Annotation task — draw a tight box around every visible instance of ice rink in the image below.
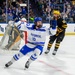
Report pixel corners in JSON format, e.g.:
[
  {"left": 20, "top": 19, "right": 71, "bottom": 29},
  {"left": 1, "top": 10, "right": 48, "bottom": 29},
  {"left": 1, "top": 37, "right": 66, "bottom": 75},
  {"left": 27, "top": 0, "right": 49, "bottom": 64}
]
[{"left": 0, "top": 36, "right": 75, "bottom": 75}]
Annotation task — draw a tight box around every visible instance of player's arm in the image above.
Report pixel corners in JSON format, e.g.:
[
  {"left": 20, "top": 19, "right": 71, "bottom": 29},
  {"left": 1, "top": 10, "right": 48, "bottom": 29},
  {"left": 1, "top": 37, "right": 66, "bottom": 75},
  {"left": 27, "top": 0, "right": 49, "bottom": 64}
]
[
  {"left": 56, "top": 19, "right": 67, "bottom": 36},
  {"left": 61, "top": 20, "right": 67, "bottom": 29},
  {"left": 49, "top": 19, "right": 57, "bottom": 35},
  {"left": 57, "top": 19, "right": 67, "bottom": 33},
  {"left": 50, "top": 19, "right": 57, "bottom": 29},
  {"left": 14, "top": 21, "right": 27, "bottom": 38}
]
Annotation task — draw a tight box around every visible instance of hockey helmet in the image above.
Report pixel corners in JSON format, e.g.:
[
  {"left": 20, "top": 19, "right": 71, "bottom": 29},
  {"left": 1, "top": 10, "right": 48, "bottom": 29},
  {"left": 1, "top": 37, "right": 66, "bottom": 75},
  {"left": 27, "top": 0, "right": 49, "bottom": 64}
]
[
  {"left": 34, "top": 17, "right": 42, "bottom": 22},
  {"left": 53, "top": 10, "right": 60, "bottom": 15}
]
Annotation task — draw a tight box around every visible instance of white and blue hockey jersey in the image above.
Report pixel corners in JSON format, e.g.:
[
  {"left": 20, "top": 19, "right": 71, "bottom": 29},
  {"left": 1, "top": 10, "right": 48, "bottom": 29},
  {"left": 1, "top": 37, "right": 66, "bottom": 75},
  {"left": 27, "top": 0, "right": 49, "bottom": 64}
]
[
  {"left": 15, "top": 20, "right": 56, "bottom": 46},
  {"left": 26, "top": 25, "right": 50, "bottom": 46}
]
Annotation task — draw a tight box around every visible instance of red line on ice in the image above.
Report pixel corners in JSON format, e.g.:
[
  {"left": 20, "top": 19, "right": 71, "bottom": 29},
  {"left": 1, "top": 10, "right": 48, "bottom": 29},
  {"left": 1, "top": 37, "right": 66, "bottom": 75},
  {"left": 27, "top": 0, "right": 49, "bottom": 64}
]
[{"left": 38, "top": 60, "right": 72, "bottom": 75}]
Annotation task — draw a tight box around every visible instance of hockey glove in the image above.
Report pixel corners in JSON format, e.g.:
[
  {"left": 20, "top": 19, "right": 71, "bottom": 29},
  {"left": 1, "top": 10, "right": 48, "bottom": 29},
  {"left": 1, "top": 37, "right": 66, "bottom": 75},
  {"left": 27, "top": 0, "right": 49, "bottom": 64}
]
[{"left": 56, "top": 27, "right": 63, "bottom": 36}]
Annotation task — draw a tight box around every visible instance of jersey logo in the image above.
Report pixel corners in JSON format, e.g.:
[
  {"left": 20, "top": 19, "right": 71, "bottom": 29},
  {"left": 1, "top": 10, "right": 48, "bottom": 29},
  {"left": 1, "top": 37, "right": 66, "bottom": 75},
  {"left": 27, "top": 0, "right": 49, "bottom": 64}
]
[
  {"left": 32, "top": 37, "right": 36, "bottom": 41},
  {"left": 31, "top": 33, "right": 41, "bottom": 38}
]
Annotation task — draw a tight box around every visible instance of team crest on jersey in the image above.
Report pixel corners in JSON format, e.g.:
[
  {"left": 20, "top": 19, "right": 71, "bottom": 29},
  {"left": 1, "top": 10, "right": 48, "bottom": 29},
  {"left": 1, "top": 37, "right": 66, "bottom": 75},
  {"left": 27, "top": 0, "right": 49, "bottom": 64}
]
[{"left": 32, "top": 37, "right": 36, "bottom": 41}]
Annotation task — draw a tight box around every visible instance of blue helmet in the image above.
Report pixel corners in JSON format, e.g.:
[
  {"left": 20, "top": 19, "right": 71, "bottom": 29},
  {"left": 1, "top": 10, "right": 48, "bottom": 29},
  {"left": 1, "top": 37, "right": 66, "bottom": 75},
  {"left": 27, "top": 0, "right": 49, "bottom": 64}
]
[{"left": 34, "top": 17, "right": 42, "bottom": 22}]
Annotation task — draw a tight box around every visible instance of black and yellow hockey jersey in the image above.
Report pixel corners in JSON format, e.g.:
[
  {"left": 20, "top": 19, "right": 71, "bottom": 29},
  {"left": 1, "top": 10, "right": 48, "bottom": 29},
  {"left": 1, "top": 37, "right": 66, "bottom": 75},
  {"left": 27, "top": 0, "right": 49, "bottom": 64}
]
[{"left": 56, "top": 17, "right": 67, "bottom": 36}]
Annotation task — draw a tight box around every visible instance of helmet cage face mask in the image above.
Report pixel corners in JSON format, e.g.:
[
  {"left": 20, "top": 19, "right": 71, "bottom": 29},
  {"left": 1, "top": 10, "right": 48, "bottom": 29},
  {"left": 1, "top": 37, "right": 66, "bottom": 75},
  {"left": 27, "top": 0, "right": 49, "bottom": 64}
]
[
  {"left": 53, "top": 14, "right": 58, "bottom": 17},
  {"left": 36, "top": 21, "right": 42, "bottom": 28},
  {"left": 34, "top": 17, "right": 42, "bottom": 28}
]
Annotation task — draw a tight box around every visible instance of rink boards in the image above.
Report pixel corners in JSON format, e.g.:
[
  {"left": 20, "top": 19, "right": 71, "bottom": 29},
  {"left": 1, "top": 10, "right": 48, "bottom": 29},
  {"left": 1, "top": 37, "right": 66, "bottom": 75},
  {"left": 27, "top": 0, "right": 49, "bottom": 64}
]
[{"left": 0, "top": 23, "right": 75, "bottom": 36}]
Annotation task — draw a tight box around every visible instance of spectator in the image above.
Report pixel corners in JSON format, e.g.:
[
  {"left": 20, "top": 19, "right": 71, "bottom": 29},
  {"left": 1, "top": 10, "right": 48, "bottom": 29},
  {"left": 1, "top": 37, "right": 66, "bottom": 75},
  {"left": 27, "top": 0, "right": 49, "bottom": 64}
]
[
  {"left": 7, "top": 13, "right": 13, "bottom": 21},
  {"left": 2, "top": 13, "right": 6, "bottom": 22},
  {"left": 0, "top": 0, "right": 75, "bottom": 23},
  {"left": 21, "top": 6, "right": 27, "bottom": 15},
  {"left": 72, "top": 13, "right": 75, "bottom": 23}
]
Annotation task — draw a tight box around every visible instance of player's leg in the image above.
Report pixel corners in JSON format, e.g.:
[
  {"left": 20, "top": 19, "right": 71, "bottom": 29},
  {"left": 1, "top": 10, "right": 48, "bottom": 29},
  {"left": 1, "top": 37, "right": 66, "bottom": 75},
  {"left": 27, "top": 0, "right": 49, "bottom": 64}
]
[
  {"left": 25, "top": 45, "right": 43, "bottom": 69},
  {"left": 5, "top": 45, "right": 32, "bottom": 67},
  {"left": 52, "top": 33, "right": 65, "bottom": 55},
  {"left": 5, "top": 52, "right": 24, "bottom": 67},
  {"left": 45, "top": 35, "right": 56, "bottom": 54}
]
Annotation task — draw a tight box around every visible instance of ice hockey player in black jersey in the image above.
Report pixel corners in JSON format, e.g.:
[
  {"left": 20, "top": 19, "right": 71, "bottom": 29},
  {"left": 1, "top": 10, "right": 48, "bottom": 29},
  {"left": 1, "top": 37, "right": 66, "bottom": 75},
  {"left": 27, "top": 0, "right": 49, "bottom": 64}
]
[{"left": 45, "top": 10, "right": 67, "bottom": 55}]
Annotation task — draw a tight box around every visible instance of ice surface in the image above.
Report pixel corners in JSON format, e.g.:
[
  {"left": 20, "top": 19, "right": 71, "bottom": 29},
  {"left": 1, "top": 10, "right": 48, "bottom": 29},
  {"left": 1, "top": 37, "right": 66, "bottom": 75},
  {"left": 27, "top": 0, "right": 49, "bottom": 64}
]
[{"left": 0, "top": 36, "right": 75, "bottom": 75}]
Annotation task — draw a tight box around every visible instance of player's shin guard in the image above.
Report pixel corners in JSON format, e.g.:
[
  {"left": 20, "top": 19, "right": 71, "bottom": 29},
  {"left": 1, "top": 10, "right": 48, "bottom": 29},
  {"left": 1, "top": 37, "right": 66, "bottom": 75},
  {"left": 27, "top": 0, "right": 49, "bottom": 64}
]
[{"left": 13, "top": 52, "right": 24, "bottom": 61}]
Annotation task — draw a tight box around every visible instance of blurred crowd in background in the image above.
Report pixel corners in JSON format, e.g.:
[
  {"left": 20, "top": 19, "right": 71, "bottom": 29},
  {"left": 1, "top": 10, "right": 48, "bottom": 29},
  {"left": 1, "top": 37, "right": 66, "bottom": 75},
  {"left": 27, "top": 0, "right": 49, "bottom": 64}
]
[{"left": 0, "top": 0, "right": 75, "bottom": 23}]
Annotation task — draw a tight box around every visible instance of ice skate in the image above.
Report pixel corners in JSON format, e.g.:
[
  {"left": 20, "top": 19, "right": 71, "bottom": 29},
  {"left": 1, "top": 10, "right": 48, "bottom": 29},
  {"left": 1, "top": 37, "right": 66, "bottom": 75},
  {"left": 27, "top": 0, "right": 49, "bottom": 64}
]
[
  {"left": 44, "top": 50, "right": 50, "bottom": 54},
  {"left": 52, "top": 50, "right": 57, "bottom": 55},
  {"left": 25, "top": 61, "right": 30, "bottom": 69},
  {"left": 5, "top": 61, "right": 13, "bottom": 68}
]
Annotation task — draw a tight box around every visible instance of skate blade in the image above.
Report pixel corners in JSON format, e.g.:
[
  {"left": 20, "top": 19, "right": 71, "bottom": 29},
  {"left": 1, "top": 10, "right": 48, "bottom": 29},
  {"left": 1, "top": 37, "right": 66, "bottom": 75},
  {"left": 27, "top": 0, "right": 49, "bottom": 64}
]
[
  {"left": 24, "top": 68, "right": 28, "bottom": 70},
  {"left": 4, "top": 66, "right": 9, "bottom": 69}
]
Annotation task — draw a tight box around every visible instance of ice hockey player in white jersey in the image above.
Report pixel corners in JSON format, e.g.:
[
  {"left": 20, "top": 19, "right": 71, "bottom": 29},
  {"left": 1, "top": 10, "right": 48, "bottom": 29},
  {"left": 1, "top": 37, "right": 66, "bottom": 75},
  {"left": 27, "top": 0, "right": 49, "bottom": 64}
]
[{"left": 5, "top": 17, "right": 56, "bottom": 69}]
